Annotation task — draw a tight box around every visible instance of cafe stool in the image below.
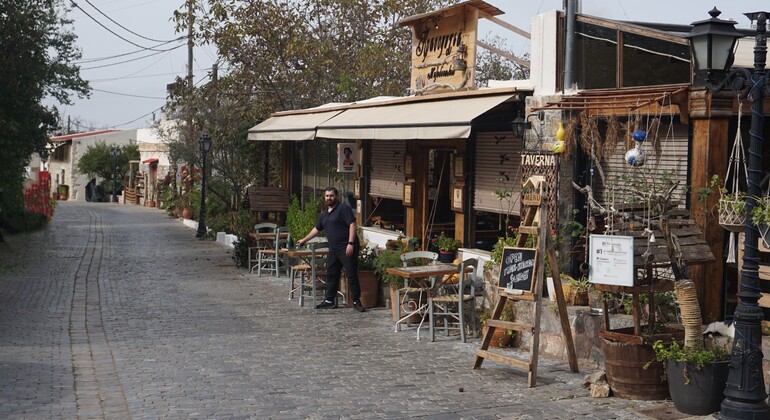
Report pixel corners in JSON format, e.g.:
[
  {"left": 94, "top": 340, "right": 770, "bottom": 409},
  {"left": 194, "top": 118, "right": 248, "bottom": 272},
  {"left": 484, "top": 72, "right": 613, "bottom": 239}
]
[{"left": 257, "top": 226, "right": 290, "bottom": 277}]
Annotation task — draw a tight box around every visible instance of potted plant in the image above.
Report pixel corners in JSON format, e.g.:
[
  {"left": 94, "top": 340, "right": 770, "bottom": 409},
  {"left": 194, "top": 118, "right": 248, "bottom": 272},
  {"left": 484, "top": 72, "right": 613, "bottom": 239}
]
[
  {"left": 561, "top": 274, "right": 591, "bottom": 306},
  {"left": 57, "top": 184, "right": 69, "bottom": 200},
  {"left": 434, "top": 232, "right": 462, "bottom": 263},
  {"left": 752, "top": 195, "right": 770, "bottom": 247},
  {"left": 647, "top": 338, "right": 731, "bottom": 416},
  {"left": 713, "top": 174, "right": 746, "bottom": 233},
  {"left": 356, "top": 245, "right": 379, "bottom": 308},
  {"left": 479, "top": 302, "right": 515, "bottom": 347}
]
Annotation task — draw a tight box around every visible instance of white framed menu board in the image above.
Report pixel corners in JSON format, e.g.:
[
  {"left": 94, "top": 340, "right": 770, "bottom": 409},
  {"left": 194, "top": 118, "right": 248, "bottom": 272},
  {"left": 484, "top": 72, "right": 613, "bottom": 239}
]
[{"left": 589, "top": 234, "right": 634, "bottom": 287}]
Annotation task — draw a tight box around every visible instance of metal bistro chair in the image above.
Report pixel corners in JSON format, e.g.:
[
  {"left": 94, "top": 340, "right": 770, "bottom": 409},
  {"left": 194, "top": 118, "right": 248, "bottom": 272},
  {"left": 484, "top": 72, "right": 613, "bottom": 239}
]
[
  {"left": 289, "top": 237, "right": 325, "bottom": 301},
  {"left": 257, "top": 226, "right": 290, "bottom": 277},
  {"left": 431, "top": 258, "right": 478, "bottom": 342},
  {"left": 248, "top": 222, "right": 278, "bottom": 273},
  {"left": 395, "top": 251, "right": 438, "bottom": 332}
]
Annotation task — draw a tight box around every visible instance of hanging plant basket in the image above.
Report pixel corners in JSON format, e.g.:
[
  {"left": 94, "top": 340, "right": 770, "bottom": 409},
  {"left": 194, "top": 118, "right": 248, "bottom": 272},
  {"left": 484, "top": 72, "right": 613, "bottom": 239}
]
[
  {"left": 759, "top": 224, "right": 770, "bottom": 250},
  {"left": 718, "top": 196, "right": 746, "bottom": 233}
]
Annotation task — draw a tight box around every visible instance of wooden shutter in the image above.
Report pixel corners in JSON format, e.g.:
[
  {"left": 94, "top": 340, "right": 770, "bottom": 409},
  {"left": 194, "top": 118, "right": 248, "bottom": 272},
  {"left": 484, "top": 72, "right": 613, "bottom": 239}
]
[
  {"left": 473, "top": 132, "right": 522, "bottom": 215},
  {"left": 369, "top": 140, "right": 406, "bottom": 200},
  {"left": 597, "top": 123, "right": 689, "bottom": 206}
]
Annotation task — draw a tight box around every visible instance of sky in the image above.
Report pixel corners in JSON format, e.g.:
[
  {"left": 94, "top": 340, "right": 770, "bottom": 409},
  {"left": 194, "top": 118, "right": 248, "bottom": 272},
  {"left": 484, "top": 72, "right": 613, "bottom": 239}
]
[{"left": 54, "top": 0, "right": 768, "bottom": 131}]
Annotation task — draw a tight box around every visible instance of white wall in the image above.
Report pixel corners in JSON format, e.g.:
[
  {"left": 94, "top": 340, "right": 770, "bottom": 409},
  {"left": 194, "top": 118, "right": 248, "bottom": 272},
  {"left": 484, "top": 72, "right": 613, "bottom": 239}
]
[{"left": 530, "top": 10, "right": 559, "bottom": 96}]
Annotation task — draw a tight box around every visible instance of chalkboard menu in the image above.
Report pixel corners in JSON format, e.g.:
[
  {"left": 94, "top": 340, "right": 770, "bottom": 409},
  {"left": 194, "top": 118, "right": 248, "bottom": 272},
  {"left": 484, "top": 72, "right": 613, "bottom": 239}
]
[{"left": 498, "top": 247, "right": 537, "bottom": 292}]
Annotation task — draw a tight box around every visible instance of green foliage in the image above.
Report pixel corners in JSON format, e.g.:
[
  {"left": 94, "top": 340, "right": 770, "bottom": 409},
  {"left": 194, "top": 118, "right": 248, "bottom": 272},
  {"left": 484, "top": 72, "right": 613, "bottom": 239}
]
[
  {"left": 484, "top": 235, "right": 519, "bottom": 270},
  {"left": 752, "top": 196, "right": 770, "bottom": 226},
  {"left": 0, "top": 211, "right": 48, "bottom": 233},
  {"left": 373, "top": 241, "right": 407, "bottom": 288},
  {"left": 232, "top": 235, "right": 257, "bottom": 267},
  {"left": 561, "top": 274, "right": 592, "bottom": 293},
  {"left": 0, "top": 0, "right": 89, "bottom": 218},
  {"left": 76, "top": 142, "right": 139, "bottom": 182},
  {"left": 563, "top": 208, "right": 585, "bottom": 239},
  {"left": 286, "top": 195, "right": 321, "bottom": 242},
  {"left": 434, "top": 231, "right": 461, "bottom": 252},
  {"left": 647, "top": 339, "right": 731, "bottom": 383}
]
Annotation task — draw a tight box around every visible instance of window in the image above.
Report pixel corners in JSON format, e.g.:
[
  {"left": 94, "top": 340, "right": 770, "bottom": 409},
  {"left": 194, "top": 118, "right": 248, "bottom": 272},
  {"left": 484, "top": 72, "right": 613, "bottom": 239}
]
[
  {"left": 622, "top": 33, "right": 690, "bottom": 87},
  {"left": 574, "top": 22, "right": 617, "bottom": 89}
]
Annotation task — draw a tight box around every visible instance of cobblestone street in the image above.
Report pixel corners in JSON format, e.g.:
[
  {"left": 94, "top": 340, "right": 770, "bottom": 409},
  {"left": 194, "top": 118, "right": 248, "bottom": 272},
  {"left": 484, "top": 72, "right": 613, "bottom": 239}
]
[{"left": 0, "top": 202, "right": 689, "bottom": 419}]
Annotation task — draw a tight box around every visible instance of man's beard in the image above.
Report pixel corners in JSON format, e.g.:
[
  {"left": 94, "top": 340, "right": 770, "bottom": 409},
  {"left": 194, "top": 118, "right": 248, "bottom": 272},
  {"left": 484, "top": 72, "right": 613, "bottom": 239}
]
[{"left": 325, "top": 198, "right": 335, "bottom": 206}]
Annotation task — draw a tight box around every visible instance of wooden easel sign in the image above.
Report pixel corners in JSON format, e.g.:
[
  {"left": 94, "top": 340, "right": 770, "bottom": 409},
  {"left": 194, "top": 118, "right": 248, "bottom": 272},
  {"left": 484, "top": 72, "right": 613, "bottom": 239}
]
[{"left": 498, "top": 247, "right": 537, "bottom": 293}]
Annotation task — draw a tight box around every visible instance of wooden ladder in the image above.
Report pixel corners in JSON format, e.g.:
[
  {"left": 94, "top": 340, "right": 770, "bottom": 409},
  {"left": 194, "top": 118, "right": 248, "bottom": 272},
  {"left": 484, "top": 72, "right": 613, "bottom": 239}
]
[{"left": 473, "top": 191, "right": 578, "bottom": 387}]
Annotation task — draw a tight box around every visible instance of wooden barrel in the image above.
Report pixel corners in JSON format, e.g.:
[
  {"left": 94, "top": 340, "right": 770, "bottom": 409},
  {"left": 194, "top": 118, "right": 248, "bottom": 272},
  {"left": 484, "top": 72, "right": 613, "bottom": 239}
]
[{"left": 600, "top": 335, "right": 669, "bottom": 400}]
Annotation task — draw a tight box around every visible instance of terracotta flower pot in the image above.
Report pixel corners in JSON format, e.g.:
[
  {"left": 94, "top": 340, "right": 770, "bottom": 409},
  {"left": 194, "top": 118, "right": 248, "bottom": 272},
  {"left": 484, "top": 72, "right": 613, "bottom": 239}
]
[
  {"left": 482, "top": 324, "right": 511, "bottom": 348},
  {"left": 182, "top": 207, "right": 193, "bottom": 219}
]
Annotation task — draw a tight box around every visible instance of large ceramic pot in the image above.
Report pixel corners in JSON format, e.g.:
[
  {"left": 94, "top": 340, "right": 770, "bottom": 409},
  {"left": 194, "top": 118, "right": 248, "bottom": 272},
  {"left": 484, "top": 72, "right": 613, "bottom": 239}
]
[
  {"left": 482, "top": 324, "right": 511, "bottom": 348},
  {"left": 667, "top": 360, "right": 729, "bottom": 415},
  {"left": 357, "top": 271, "right": 379, "bottom": 308},
  {"left": 182, "top": 207, "right": 193, "bottom": 219}
]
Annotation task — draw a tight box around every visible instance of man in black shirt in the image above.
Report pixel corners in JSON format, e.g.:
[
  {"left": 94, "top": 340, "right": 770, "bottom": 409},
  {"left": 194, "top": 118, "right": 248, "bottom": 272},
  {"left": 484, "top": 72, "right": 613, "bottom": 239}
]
[{"left": 296, "top": 187, "right": 364, "bottom": 312}]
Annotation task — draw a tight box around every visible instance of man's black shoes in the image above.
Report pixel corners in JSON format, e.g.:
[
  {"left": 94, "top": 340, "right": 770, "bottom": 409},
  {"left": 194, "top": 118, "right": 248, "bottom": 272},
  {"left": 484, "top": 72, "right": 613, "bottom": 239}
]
[
  {"left": 316, "top": 299, "right": 337, "bottom": 309},
  {"left": 353, "top": 300, "right": 366, "bottom": 312}
]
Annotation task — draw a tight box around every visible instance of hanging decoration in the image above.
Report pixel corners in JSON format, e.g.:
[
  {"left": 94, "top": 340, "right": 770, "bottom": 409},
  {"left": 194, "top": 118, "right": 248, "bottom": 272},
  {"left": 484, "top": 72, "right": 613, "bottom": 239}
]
[
  {"left": 552, "top": 121, "right": 566, "bottom": 154},
  {"left": 718, "top": 103, "right": 747, "bottom": 263},
  {"left": 624, "top": 130, "right": 647, "bottom": 167}
]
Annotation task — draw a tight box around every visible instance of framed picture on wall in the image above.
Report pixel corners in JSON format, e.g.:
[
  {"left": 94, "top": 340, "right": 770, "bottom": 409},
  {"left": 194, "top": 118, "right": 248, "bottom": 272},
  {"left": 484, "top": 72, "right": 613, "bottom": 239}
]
[
  {"left": 403, "top": 183, "right": 413, "bottom": 206},
  {"left": 452, "top": 186, "right": 463, "bottom": 212},
  {"left": 353, "top": 178, "right": 360, "bottom": 199},
  {"left": 404, "top": 154, "right": 413, "bottom": 177},
  {"left": 453, "top": 155, "right": 464, "bottom": 179}
]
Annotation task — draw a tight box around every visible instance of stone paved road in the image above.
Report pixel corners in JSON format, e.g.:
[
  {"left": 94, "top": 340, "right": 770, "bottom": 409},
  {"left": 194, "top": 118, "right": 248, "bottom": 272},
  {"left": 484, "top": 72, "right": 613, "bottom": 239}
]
[{"left": 0, "top": 202, "right": 694, "bottom": 419}]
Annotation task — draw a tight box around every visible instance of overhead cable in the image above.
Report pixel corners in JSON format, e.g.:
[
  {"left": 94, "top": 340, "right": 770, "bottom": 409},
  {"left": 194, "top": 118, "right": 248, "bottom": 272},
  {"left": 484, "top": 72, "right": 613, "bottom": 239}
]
[
  {"left": 71, "top": 0, "right": 173, "bottom": 51},
  {"left": 80, "top": 44, "right": 185, "bottom": 70},
  {"left": 82, "top": 0, "right": 181, "bottom": 43},
  {"left": 75, "top": 38, "right": 186, "bottom": 64},
  {"left": 92, "top": 88, "right": 167, "bottom": 99}
]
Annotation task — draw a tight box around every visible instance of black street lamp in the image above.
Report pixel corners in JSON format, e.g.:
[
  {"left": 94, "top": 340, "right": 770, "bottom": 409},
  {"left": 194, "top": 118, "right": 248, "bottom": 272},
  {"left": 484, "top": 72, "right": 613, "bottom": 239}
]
[
  {"left": 196, "top": 132, "right": 212, "bottom": 238},
  {"left": 110, "top": 146, "right": 120, "bottom": 203},
  {"left": 687, "top": 9, "right": 770, "bottom": 419}
]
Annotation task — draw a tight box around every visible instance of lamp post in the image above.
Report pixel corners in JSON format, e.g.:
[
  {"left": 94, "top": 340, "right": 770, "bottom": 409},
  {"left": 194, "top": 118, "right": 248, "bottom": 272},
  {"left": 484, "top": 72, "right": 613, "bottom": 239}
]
[
  {"left": 110, "top": 146, "right": 120, "bottom": 203},
  {"left": 687, "top": 9, "right": 770, "bottom": 419},
  {"left": 196, "top": 132, "right": 212, "bottom": 238}
]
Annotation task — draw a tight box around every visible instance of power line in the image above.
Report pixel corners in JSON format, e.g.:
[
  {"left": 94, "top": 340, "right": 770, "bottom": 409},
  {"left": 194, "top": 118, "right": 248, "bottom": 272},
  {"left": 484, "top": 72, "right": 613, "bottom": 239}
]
[
  {"left": 71, "top": 0, "right": 170, "bottom": 51},
  {"left": 75, "top": 38, "right": 186, "bottom": 64},
  {"left": 79, "top": 45, "right": 185, "bottom": 70},
  {"left": 111, "top": 106, "right": 164, "bottom": 128},
  {"left": 92, "top": 88, "right": 167, "bottom": 99},
  {"left": 89, "top": 71, "right": 183, "bottom": 82},
  {"left": 82, "top": 0, "right": 181, "bottom": 43}
]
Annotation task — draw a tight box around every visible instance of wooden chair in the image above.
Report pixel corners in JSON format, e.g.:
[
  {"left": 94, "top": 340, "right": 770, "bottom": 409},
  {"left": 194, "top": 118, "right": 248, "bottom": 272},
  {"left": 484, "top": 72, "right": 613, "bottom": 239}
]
[
  {"left": 395, "top": 251, "right": 438, "bottom": 331},
  {"left": 257, "top": 226, "right": 290, "bottom": 277},
  {"left": 299, "top": 241, "right": 329, "bottom": 308},
  {"left": 431, "top": 258, "right": 478, "bottom": 342},
  {"left": 289, "top": 237, "right": 324, "bottom": 301},
  {"left": 248, "top": 223, "right": 278, "bottom": 273}
]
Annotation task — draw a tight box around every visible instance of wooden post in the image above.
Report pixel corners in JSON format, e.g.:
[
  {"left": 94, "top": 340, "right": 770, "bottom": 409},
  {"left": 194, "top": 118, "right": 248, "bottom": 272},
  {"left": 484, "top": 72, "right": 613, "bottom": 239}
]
[{"left": 688, "top": 88, "right": 732, "bottom": 323}]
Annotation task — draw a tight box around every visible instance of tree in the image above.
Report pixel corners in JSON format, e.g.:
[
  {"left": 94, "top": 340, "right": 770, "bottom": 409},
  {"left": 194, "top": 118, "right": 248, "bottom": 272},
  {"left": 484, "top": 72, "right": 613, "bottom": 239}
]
[
  {"left": 164, "top": 0, "right": 449, "bottom": 212},
  {"left": 0, "top": 0, "right": 89, "bottom": 220},
  {"left": 475, "top": 34, "right": 530, "bottom": 86},
  {"left": 76, "top": 142, "right": 139, "bottom": 187}
]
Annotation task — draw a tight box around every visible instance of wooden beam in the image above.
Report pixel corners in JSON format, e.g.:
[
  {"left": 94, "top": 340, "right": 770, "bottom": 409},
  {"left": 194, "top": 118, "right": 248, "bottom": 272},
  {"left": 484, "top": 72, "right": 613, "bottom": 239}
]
[
  {"left": 477, "top": 40, "right": 530, "bottom": 68},
  {"left": 478, "top": 11, "right": 531, "bottom": 39}
]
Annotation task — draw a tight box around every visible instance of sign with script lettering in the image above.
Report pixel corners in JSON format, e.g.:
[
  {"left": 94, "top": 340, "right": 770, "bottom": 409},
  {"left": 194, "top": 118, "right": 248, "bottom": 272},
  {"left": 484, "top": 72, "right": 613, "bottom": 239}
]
[
  {"left": 401, "top": 5, "right": 480, "bottom": 95},
  {"left": 498, "top": 247, "right": 537, "bottom": 292}
]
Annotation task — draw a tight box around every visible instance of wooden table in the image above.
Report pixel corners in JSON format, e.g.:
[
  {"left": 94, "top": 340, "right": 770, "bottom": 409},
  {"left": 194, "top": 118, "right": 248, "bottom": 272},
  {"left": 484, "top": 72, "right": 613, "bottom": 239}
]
[{"left": 386, "top": 264, "right": 471, "bottom": 341}]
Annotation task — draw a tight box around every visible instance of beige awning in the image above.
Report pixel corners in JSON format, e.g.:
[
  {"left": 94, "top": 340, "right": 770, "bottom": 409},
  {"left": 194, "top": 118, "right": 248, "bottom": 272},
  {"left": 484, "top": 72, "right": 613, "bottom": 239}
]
[
  {"left": 315, "top": 94, "right": 515, "bottom": 140},
  {"left": 247, "top": 109, "right": 343, "bottom": 141}
]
